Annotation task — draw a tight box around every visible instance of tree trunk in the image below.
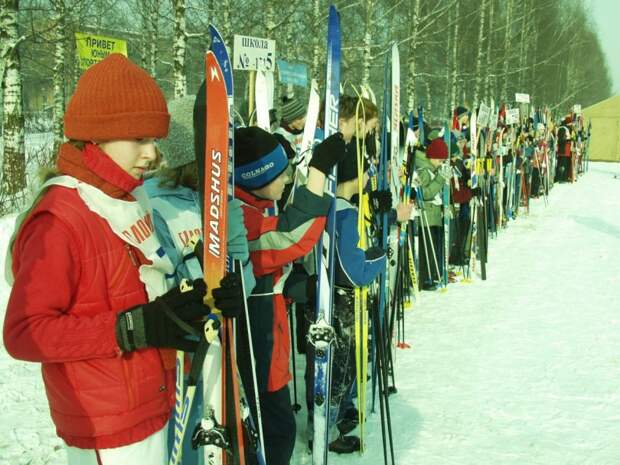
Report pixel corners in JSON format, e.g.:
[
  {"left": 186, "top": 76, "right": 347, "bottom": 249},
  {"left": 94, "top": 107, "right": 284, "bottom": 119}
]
[
  {"left": 0, "top": 0, "right": 26, "bottom": 213},
  {"left": 444, "top": 5, "right": 453, "bottom": 119},
  {"left": 265, "top": 2, "right": 276, "bottom": 40},
  {"left": 51, "top": 0, "right": 66, "bottom": 154},
  {"left": 517, "top": 0, "right": 528, "bottom": 93},
  {"left": 473, "top": 0, "right": 487, "bottom": 107},
  {"left": 501, "top": 0, "right": 512, "bottom": 103},
  {"left": 361, "top": 0, "right": 373, "bottom": 88},
  {"left": 222, "top": 0, "right": 232, "bottom": 46},
  {"left": 449, "top": 0, "right": 460, "bottom": 112},
  {"left": 485, "top": 0, "right": 495, "bottom": 101},
  {"left": 172, "top": 0, "right": 187, "bottom": 98},
  {"left": 140, "top": 0, "right": 152, "bottom": 70},
  {"left": 149, "top": 0, "right": 159, "bottom": 77},
  {"left": 406, "top": 0, "right": 421, "bottom": 112},
  {"left": 311, "top": 0, "right": 322, "bottom": 82}
]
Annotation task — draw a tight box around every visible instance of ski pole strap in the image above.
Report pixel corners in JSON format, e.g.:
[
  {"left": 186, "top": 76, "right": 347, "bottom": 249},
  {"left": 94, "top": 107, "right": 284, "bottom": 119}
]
[
  {"left": 158, "top": 298, "right": 201, "bottom": 337},
  {"left": 187, "top": 333, "right": 210, "bottom": 387}
]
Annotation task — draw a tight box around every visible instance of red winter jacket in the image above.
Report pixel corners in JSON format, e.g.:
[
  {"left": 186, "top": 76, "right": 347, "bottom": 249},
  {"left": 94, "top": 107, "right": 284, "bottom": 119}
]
[
  {"left": 557, "top": 126, "right": 572, "bottom": 157},
  {"left": 3, "top": 143, "right": 175, "bottom": 449},
  {"left": 235, "top": 185, "right": 329, "bottom": 392}
]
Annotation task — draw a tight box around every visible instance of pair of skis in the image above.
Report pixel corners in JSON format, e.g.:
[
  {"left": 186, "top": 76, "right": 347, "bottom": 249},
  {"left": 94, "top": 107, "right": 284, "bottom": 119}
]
[
  {"left": 168, "top": 25, "right": 265, "bottom": 465},
  {"left": 308, "top": 6, "right": 340, "bottom": 465}
]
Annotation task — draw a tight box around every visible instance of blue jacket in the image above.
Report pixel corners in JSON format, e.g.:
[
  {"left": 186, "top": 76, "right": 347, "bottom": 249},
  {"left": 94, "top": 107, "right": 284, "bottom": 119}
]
[
  {"left": 144, "top": 178, "right": 256, "bottom": 293},
  {"left": 335, "top": 198, "right": 386, "bottom": 288}
]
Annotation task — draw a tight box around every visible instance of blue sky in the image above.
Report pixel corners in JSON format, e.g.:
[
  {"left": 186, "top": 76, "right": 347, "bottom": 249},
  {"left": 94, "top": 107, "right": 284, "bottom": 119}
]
[{"left": 589, "top": 0, "right": 620, "bottom": 94}]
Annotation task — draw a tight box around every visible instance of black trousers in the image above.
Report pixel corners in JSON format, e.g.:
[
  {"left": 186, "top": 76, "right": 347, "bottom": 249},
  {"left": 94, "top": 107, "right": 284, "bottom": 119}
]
[
  {"left": 531, "top": 168, "right": 541, "bottom": 197},
  {"left": 247, "top": 386, "right": 296, "bottom": 465},
  {"left": 450, "top": 204, "right": 471, "bottom": 267},
  {"left": 556, "top": 156, "right": 571, "bottom": 182},
  {"left": 418, "top": 224, "right": 443, "bottom": 287}
]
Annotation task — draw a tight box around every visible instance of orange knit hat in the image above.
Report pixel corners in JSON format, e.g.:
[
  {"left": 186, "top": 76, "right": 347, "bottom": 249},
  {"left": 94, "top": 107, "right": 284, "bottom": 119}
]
[{"left": 64, "top": 54, "right": 169, "bottom": 141}]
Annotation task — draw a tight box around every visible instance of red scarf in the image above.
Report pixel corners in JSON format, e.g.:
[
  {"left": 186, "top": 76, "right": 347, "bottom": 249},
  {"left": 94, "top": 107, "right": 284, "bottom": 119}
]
[{"left": 56, "top": 143, "right": 142, "bottom": 200}]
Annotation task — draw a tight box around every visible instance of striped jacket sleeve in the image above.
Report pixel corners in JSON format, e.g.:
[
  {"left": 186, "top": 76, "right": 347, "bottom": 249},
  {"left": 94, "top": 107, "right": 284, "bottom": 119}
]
[{"left": 245, "top": 186, "right": 331, "bottom": 277}]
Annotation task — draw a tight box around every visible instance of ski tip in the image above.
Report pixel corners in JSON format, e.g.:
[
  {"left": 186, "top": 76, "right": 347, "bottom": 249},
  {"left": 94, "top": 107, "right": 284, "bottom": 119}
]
[
  {"left": 328, "top": 4, "right": 340, "bottom": 23},
  {"left": 208, "top": 24, "right": 219, "bottom": 42}
]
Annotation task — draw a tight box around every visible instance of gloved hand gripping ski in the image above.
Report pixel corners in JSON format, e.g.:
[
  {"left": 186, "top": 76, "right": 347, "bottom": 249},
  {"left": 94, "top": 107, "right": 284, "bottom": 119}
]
[
  {"left": 115, "top": 276, "right": 244, "bottom": 353},
  {"left": 116, "top": 279, "right": 210, "bottom": 353}
]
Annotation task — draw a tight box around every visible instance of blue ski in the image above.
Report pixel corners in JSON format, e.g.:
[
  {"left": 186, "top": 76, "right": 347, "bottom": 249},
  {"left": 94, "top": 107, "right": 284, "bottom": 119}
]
[{"left": 309, "top": 6, "right": 340, "bottom": 465}]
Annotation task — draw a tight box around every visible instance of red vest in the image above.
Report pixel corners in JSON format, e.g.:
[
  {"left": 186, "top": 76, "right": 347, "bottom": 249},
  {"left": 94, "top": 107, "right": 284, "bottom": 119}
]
[{"left": 5, "top": 186, "right": 174, "bottom": 449}]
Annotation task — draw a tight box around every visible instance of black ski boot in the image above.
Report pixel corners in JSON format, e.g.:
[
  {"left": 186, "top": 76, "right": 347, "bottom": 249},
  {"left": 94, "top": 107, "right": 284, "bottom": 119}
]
[
  {"left": 336, "top": 407, "right": 359, "bottom": 435},
  {"left": 328, "top": 435, "right": 361, "bottom": 454}
]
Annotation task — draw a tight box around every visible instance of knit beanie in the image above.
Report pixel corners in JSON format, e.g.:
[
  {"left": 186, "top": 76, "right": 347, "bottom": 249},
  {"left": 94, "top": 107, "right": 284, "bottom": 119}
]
[
  {"left": 157, "top": 95, "right": 195, "bottom": 169},
  {"left": 64, "top": 54, "right": 169, "bottom": 141},
  {"left": 426, "top": 138, "right": 448, "bottom": 160},
  {"left": 281, "top": 96, "right": 306, "bottom": 124},
  {"left": 234, "top": 127, "right": 288, "bottom": 190},
  {"left": 454, "top": 106, "right": 469, "bottom": 118},
  {"left": 338, "top": 139, "right": 370, "bottom": 183}
]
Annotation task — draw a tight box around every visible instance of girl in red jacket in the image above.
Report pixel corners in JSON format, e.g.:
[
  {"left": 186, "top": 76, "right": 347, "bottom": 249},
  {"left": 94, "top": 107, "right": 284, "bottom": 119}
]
[{"left": 2, "top": 54, "right": 241, "bottom": 465}]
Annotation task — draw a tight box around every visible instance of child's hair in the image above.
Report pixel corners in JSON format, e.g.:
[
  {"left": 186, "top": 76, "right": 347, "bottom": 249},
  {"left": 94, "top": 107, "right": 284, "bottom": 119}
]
[
  {"left": 155, "top": 160, "right": 198, "bottom": 190},
  {"left": 339, "top": 95, "right": 378, "bottom": 121},
  {"left": 319, "top": 95, "right": 378, "bottom": 125}
]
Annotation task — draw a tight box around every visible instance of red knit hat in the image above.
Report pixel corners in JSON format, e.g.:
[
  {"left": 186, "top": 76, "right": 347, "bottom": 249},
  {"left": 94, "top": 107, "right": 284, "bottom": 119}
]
[
  {"left": 426, "top": 138, "right": 448, "bottom": 160},
  {"left": 64, "top": 54, "right": 169, "bottom": 141}
]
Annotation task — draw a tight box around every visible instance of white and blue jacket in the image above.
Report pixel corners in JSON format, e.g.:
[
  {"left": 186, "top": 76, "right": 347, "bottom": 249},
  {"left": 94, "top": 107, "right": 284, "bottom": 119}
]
[{"left": 144, "top": 178, "right": 256, "bottom": 293}]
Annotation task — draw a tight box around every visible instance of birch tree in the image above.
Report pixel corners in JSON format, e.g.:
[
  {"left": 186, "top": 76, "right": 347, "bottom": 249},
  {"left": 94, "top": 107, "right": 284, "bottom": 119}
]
[
  {"left": 501, "top": 0, "right": 513, "bottom": 102},
  {"left": 449, "top": 0, "right": 460, "bottom": 112},
  {"left": 311, "top": 0, "right": 322, "bottom": 82},
  {"left": 360, "top": 0, "right": 374, "bottom": 88},
  {"left": 172, "top": 0, "right": 187, "bottom": 98},
  {"left": 517, "top": 0, "right": 530, "bottom": 94},
  {"left": 473, "top": 0, "right": 487, "bottom": 107},
  {"left": 0, "top": 0, "right": 26, "bottom": 213},
  {"left": 264, "top": 1, "right": 276, "bottom": 39},
  {"left": 405, "top": 0, "right": 421, "bottom": 112},
  {"left": 50, "top": 0, "right": 66, "bottom": 152},
  {"left": 484, "top": 0, "right": 495, "bottom": 102},
  {"left": 221, "top": 0, "right": 232, "bottom": 47},
  {"left": 139, "top": 0, "right": 160, "bottom": 76}
]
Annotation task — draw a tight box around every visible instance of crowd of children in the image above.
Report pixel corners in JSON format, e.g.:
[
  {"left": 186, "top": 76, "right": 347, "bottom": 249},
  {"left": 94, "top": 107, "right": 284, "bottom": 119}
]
[{"left": 2, "top": 53, "right": 590, "bottom": 465}]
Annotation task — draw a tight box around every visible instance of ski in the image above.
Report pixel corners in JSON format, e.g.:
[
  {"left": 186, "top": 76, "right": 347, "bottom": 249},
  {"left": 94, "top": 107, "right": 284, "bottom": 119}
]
[
  {"left": 201, "top": 50, "right": 233, "bottom": 465},
  {"left": 372, "top": 44, "right": 392, "bottom": 416},
  {"left": 442, "top": 122, "right": 451, "bottom": 290},
  {"left": 310, "top": 6, "right": 340, "bottom": 465}
]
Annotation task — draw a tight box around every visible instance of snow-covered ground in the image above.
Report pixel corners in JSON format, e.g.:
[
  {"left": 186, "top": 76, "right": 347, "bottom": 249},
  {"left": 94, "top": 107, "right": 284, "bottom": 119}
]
[{"left": 1, "top": 163, "right": 619, "bottom": 465}]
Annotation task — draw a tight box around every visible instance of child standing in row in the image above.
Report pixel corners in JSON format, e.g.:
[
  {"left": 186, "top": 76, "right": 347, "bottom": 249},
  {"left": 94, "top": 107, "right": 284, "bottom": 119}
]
[{"left": 3, "top": 54, "right": 242, "bottom": 465}]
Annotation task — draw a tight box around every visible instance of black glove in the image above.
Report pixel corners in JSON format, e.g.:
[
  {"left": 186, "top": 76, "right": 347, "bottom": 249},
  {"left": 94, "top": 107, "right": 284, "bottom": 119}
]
[
  {"left": 116, "top": 279, "right": 210, "bottom": 353},
  {"left": 212, "top": 272, "right": 244, "bottom": 319},
  {"left": 369, "top": 189, "right": 393, "bottom": 214},
  {"left": 305, "top": 274, "right": 318, "bottom": 306},
  {"left": 365, "top": 131, "right": 378, "bottom": 157},
  {"left": 308, "top": 132, "right": 347, "bottom": 175}
]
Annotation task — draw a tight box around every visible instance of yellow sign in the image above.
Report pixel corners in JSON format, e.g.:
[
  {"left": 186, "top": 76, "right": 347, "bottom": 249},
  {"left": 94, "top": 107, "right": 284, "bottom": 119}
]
[{"left": 75, "top": 32, "right": 127, "bottom": 70}]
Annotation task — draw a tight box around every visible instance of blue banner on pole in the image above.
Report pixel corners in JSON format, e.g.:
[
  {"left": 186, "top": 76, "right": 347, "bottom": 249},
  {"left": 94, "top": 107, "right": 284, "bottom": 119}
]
[{"left": 277, "top": 60, "right": 308, "bottom": 87}]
